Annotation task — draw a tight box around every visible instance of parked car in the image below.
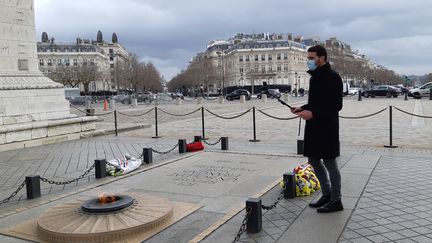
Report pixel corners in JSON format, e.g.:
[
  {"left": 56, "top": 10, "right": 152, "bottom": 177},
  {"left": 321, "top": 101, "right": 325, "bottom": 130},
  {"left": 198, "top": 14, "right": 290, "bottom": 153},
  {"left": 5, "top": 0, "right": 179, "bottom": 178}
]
[
  {"left": 362, "top": 85, "right": 400, "bottom": 98},
  {"left": 68, "top": 96, "right": 94, "bottom": 106},
  {"left": 348, "top": 87, "right": 360, "bottom": 95},
  {"left": 257, "top": 88, "right": 281, "bottom": 99},
  {"left": 132, "top": 91, "right": 155, "bottom": 102},
  {"left": 393, "top": 84, "right": 409, "bottom": 94},
  {"left": 170, "top": 92, "right": 184, "bottom": 99},
  {"left": 225, "top": 89, "right": 251, "bottom": 101},
  {"left": 408, "top": 82, "right": 432, "bottom": 99},
  {"left": 112, "top": 94, "right": 132, "bottom": 104}
]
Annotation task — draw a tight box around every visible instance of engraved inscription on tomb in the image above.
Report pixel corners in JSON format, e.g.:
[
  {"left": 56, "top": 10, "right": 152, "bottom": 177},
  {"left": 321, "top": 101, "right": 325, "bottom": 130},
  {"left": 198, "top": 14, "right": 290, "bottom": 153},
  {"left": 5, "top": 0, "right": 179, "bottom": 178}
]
[{"left": 169, "top": 165, "right": 255, "bottom": 186}]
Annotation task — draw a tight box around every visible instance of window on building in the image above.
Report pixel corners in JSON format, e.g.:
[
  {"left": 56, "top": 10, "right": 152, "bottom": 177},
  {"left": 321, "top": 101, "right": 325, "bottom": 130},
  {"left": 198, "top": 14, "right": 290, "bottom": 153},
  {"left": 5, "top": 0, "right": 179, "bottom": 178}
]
[
  {"left": 110, "top": 64, "right": 114, "bottom": 68},
  {"left": 261, "top": 65, "right": 265, "bottom": 73},
  {"left": 277, "top": 64, "right": 281, "bottom": 71},
  {"left": 73, "top": 59, "right": 78, "bottom": 66},
  {"left": 64, "top": 59, "right": 70, "bottom": 66},
  {"left": 57, "top": 59, "right": 62, "bottom": 65},
  {"left": 47, "top": 59, "right": 52, "bottom": 66},
  {"left": 239, "top": 55, "right": 243, "bottom": 62},
  {"left": 238, "top": 45, "right": 243, "bottom": 49},
  {"left": 284, "top": 53, "right": 288, "bottom": 59},
  {"left": 261, "top": 54, "right": 265, "bottom": 61},
  {"left": 109, "top": 49, "right": 113, "bottom": 54},
  {"left": 284, "top": 64, "right": 288, "bottom": 71},
  {"left": 83, "top": 59, "right": 87, "bottom": 65},
  {"left": 246, "top": 55, "right": 250, "bottom": 61},
  {"left": 269, "top": 65, "right": 273, "bottom": 72},
  {"left": 64, "top": 48, "right": 69, "bottom": 52},
  {"left": 39, "top": 59, "right": 44, "bottom": 66},
  {"left": 239, "top": 66, "right": 244, "bottom": 73},
  {"left": 255, "top": 55, "right": 259, "bottom": 61},
  {"left": 268, "top": 54, "right": 272, "bottom": 61},
  {"left": 276, "top": 43, "right": 282, "bottom": 47},
  {"left": 277, "top": 53, "right": 281, "bottom": 60},
  {"left": 255, "top": 65, "right": 259, "bottom": 72},
  {"left": 110, "top": 56, "right": 114, "bottom": 61},
  {"left": 90, "top": 59, "right": 95, "bottom": 65},
  {"left": 268, "top": 44, "right": 273, "bottom": 48},
  {"left": 261, "top": 44, "right": 265, "bottom": 48},
  {"left": 254, "top": 45, "right": 259, "bottom": 48},
  {"left": 245, "top": 45, "right": 249, "bottom": 49}
]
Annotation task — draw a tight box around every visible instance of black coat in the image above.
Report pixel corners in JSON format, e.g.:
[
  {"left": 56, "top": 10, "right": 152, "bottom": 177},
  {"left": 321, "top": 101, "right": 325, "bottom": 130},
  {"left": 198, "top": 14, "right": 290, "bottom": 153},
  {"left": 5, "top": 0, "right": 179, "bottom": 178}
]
[{"left": 301, "top": 63, "right": 343, "bottom": 159}]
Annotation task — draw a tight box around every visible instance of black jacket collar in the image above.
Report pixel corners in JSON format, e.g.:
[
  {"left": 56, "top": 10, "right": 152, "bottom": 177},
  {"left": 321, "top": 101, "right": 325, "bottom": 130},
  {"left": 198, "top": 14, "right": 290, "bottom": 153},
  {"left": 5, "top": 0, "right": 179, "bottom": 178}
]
[{"left": 307, "top": 62, "right": 331, "bottom": 76}]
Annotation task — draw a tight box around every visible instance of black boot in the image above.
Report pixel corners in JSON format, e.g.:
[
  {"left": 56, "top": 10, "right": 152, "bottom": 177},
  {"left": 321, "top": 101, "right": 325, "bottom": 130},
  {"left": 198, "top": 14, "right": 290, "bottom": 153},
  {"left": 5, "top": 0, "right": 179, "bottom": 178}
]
[
  {"left": 308, "top": 194, "right": 331, "bottom": 208},
  {"left": 317, "top": 200, "right": 343, "bottom": 213}
]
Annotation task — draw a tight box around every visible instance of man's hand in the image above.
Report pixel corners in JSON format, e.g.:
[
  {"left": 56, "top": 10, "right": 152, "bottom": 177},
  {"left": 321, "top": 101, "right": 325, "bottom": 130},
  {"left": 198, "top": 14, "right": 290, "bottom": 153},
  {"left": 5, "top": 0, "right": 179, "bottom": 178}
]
[
  {"left": 291, "top": 107, "right": 302, "bottom": 114},
  {"left": 297, "top": 110, "right": 313, "bottom": 120}
]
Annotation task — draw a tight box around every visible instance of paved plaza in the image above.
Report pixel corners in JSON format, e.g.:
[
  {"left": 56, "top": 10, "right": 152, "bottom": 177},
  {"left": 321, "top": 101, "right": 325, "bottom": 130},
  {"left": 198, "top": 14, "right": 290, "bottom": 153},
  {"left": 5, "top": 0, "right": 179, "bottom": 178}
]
[{"left": 0, "top": 96, "right": 431, "bottom": 242}]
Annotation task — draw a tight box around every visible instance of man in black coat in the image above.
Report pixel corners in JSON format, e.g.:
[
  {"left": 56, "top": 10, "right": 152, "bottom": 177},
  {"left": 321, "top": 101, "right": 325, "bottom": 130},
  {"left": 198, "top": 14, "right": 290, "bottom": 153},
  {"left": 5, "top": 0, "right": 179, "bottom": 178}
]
[{"left": 291, "top": 45, "right": 343, "bottom": 213}]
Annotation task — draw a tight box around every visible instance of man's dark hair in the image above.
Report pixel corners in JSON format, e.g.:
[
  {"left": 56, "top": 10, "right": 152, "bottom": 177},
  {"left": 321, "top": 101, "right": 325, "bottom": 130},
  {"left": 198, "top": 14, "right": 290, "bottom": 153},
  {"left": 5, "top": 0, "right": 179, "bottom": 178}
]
[{"left": 307, "top": 45, "right": 327, "bottom": 61}]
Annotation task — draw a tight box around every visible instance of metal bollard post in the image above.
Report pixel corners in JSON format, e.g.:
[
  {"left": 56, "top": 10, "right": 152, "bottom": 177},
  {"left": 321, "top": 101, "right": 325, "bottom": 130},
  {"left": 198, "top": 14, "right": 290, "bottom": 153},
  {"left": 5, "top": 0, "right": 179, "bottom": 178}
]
[
  {"left": 283, "top": 172, "right": 296, "bottom": 199},
  {"left": 246, "top": 198, "right": 262, "bottom": 233},
  {"left": 249, "top": 107, "right": 260, "bottom": 142},
  {"left": 297, "top": 140, "right": 304, "bottom": 154},
  {"left": 143, "top": 148, "right": 153, "bottom": 164},
  {"left": 384, "top": 106, "right": 398, "bottom": 148},
  {"left": 178, "top": 139, "right": 187, "bottom": 153},
  {"left": 194, "top": 135, "right": 202, "bottom": 142},
  {"left": 95, "top": 159, "right": 107, "bottom": 179},
  {"left": 152, "top": 107, "right": 161, "bottom": 138},
  {"left": 201, "top": 107, "right": 207, "bottom": 140},
  {"left": 26, "top": 175, "right": 41, "bottom": 199},
  {"left": 86, "top": 108, "right": 95, "bottom": 116},
  {"left": 114, "top": 110, "right": 118, "bottom": 136},
  {"left": 221, "top": 137, "right": 229, "bottom": 150},
  {"left": 358, "top": 90, "right": 362, "bottom": 101},
  {"left": 430, "top": 88, "right": 432, "bottom": 100}
]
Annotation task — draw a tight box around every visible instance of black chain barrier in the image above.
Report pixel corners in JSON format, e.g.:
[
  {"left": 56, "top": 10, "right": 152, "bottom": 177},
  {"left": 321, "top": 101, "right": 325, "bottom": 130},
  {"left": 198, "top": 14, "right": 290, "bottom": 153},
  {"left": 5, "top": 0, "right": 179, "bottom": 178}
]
[
  {"left": 233, "top": 208, "right": 252, "bottom": 243},
  {"left": 70, "top": 104, "right": 114, "bottom": 116},
  {"left": 202, "top": 138, "right": 222, "bottom": 146},
  {"left": 159, "top": 108, "right": 201, "bottom": 117},
  {"left": 117, "top": 108, "right": 155, "bottom": 117},
  {"left": 0, "top": 180, "right": 26, "bottom": 206},
  {"left": 40, "top": 164, "right": 95, "bottom": 185},
  {"left": 151, "top": 143, "right": 179, "bottom": 155},
  {"left": 261, "top": 185, "right": 286, "bottom": 210},
  {"left": 205, "top": 108, "right": 251, "bottom": 120},
  {"left": 393, "top": 106, "right": 432, "bottom": 119},
  {"left": 339, "top": 107, "right": 388, "bottom": 119},
  {"left": 257, "top": 109, "right": 299, "bottom": 120}
]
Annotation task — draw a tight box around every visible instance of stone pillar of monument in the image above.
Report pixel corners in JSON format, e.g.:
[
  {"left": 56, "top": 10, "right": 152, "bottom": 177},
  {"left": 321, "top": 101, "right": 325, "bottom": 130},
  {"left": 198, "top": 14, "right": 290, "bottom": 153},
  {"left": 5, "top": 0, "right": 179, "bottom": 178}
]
[{"left": 0, "top": 0, "right": 97, "bottom": 151}]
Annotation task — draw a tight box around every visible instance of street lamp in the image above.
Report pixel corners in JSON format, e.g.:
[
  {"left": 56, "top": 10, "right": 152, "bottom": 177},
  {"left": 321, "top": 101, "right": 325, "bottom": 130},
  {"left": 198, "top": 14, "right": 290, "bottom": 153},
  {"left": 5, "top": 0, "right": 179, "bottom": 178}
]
[
  {"left": 217, "top": 51, "right": 225, "bottom": 96},
  {"left": 294, "top": 72, "right": 298, "bottom": 97}
]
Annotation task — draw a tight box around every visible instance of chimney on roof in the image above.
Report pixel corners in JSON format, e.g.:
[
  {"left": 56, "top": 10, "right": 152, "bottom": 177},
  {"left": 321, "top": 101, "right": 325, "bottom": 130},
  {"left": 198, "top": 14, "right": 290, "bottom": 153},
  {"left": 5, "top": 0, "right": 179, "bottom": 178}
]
[{"left": 287, "top": 33, "right": 292, "bottom": 41}]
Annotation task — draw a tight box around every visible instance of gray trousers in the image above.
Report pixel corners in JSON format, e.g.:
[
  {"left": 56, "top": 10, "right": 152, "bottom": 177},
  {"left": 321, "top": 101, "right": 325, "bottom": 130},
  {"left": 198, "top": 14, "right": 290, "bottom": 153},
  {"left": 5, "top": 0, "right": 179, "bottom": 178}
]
[{"left": 308, "top": 157, "right": 341, "bottom": 201}]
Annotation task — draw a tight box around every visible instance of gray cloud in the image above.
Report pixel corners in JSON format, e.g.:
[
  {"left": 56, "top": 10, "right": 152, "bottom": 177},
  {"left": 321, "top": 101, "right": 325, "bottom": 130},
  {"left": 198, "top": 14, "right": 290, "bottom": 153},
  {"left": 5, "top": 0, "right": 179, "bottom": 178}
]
[{"left": 34, "top": 0, "right": 432, "bottom": 79}]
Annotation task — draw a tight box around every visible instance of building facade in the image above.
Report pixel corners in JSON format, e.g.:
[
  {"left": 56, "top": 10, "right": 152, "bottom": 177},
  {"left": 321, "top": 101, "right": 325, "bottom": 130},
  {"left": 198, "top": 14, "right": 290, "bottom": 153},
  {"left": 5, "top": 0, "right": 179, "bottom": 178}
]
[
  {"left": 205, "top": 33, "right": 309, "bottom": 94},
  {"left": 37, "top": 31, "right": 129, "bottom": 92},
  {"left": 203, "top": 33, "right": 376, "bottom": 93}
]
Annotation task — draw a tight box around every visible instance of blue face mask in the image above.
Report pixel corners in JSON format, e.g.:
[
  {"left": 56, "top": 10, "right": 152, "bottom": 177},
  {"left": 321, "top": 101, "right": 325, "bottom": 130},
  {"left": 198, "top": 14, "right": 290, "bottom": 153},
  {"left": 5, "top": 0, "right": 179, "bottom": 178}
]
[{"left": 307, "top": 60, "right": 317, "bottom": 71}]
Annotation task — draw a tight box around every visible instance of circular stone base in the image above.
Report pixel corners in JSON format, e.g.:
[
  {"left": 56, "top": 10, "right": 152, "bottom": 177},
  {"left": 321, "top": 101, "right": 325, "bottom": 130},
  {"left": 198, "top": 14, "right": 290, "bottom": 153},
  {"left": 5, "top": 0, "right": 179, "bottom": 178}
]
[{"left": 37, "top": 194, "right": 173, "bottom": 243}]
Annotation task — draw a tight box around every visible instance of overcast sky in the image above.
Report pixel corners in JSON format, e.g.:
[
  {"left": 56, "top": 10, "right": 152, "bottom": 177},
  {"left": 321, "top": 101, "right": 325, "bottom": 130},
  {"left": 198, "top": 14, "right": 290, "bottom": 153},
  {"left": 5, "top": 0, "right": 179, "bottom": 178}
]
[{"left": 34, "top": 0, "right": 432, "bottom": 80}]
